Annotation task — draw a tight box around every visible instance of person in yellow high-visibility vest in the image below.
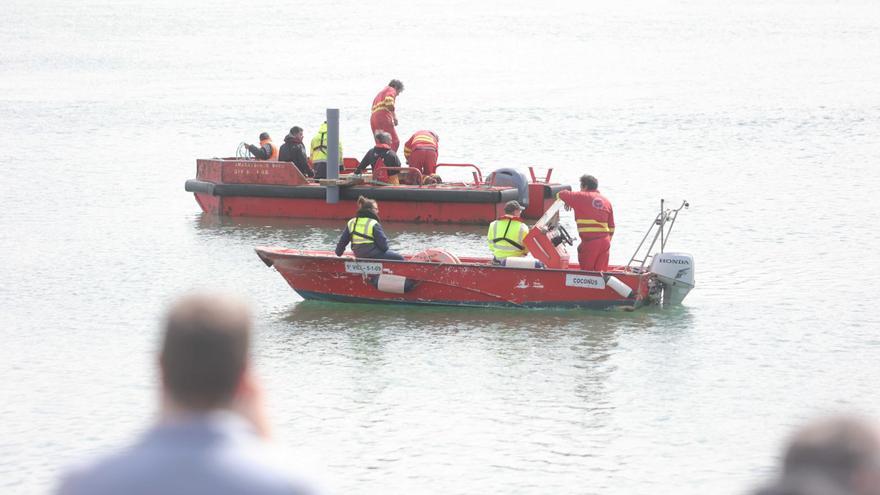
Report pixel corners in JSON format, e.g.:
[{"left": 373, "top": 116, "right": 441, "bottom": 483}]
[
  {"left": 310, "top": 121, "right": 344, "bottom": 179},
  {"left": 487, "top": 200, "right": 538, "bottom": 266},
  {"left": 335, "top": 196, "right": 404, "bottom": 261}
]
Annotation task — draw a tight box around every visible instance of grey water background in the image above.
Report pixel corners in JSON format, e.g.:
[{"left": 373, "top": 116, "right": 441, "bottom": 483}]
[{"left": 2, "top": 0, "right": 879, "bottom": 493}]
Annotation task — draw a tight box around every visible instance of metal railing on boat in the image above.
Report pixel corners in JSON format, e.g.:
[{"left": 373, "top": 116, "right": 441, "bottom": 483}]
[{"left": 628, "top": 199, "right": 690, "bottom": 270}]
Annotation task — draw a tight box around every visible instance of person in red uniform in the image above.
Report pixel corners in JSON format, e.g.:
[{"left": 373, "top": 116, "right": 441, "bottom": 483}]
[
  {"left": 370, "top": 79, "right": 404, "bottom": 152},
  {"left": 403, "top": 130, "right": 439, "bottom": 176},
  {"left": 558, "top": 175, "right": 615, "bottom": 271}
]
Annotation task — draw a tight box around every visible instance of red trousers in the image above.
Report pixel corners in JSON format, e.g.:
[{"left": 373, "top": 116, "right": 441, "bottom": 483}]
[
  {"left": 408, "top": 148, "right": 438, "bottom": 175},
  {"left": 577, "top": 235, "right": 611, "bottom": 271},
  {"left": 370, "top": 111, "right": 399, "bottom": 151}
]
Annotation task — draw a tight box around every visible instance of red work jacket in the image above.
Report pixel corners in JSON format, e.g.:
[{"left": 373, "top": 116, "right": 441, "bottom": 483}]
[
  {"left": 558, "top": 189, "right": 615, "bottom": 241},
  {"left": 371, "top": 86, "right": 397, "bottom": 115},
  {"left": 404, "top": 130, "right": 439, "bottom": 160}
]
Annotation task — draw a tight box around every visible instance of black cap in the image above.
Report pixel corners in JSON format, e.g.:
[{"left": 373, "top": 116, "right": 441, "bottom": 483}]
[
  {"left": 259, "top": 132, "right": 270, "bottom": 140},
  {"left": 504, "top": 200, "right": 525, "bottom": 214}
]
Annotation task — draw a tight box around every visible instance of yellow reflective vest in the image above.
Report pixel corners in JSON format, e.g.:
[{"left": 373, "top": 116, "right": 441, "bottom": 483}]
[
  {"left": 348, "top": 217, "right": 377, "bottom": 245},
  {"left": 310, "top": 122, "right": 343, "bottom": 164},
  {"left": 487, "top": 217, "right": 529, "bottom": 259}
]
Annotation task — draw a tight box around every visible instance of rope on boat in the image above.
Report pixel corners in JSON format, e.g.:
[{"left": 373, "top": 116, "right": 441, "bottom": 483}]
[{"left": 236, "top": 142, "right": 254, "bottom": 159}]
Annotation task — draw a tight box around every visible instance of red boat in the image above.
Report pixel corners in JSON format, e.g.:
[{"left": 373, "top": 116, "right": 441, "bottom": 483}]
[
  {"left": 255, "top": 200, "right": 695, "bottom": 310},
  {"left": 185, "top": 157, "right": 569, "bottom": 224}
]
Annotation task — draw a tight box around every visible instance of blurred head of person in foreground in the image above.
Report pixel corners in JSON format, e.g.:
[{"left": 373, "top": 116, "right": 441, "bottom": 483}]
[
  {"left": 56, "top": 293, "right": 325, "bottom": 495},
  {"left": 752, "top": 415, "right": 880, "bottom": 495}
]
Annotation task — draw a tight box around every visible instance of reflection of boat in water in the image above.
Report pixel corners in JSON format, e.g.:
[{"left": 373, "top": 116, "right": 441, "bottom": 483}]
[
  {"left": 194, "top": 212, "right": 487, "bottom": 236},
  {"left": 185, "top": 157, "right": 569, "bottom": 224},
  {"left": 256, "top": 200, "right": 695, "bottom": 310},
  {"left": 192, "top": 212, "right": 490, "bottom": 256}
]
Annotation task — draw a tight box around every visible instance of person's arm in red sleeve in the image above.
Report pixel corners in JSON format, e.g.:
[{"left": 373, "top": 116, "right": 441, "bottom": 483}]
[
  {"left": 557, "top": 189, "right": 572, "bottom": 210},
  {"left": 608, "top": 203, "right": 615, "bottom": 238},
  {"left": 385, "top": 94, "right": 397, "bottom": 125}
]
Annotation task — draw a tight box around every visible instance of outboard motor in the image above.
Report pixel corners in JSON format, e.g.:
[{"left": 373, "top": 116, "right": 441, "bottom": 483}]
[
  {"left": 650, "top": 252, "right": 695, "bottom": 305},
  {"left": 487, "top": 168, "right": 529, "bottom": 207}
]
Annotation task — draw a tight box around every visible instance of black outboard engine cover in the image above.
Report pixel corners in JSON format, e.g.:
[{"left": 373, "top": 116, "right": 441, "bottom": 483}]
[{"left": 486, "top": 168, "right": 529, "bottom": 207}]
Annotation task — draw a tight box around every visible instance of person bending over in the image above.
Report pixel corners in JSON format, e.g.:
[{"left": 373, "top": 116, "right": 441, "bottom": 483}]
[{"left": 403, "top": 130, "right": 439, "bottom": 176}]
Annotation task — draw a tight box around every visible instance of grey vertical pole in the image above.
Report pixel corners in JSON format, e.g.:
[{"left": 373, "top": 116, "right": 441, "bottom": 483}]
[{"left": 325, "top": 108, "right": 340, "bottom": 204}]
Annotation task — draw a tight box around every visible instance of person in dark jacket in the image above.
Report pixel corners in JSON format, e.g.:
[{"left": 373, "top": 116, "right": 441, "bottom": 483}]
[
  {"left": 335, "top": 196, "right": 404, "bottom": 260},
  {"left": 278, "top": 126, "right": 313, "bottom": 177},
  {"left": 354, "top": 131, "right": 402, "bottom": 185}
]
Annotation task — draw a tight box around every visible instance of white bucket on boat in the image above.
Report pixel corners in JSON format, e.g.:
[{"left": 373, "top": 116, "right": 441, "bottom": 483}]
[
  {"left": 605, "top": 275, "right": 634, "bottom": 298},
  {"left": 503, "top": 256, "right": 538, "bottom": 269},
  {"left": 377, "top": 274, "right": 408, "bottom": 294}
]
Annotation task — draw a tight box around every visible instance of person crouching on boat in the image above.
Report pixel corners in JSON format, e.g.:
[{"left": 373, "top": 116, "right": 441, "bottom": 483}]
[
  {"left": 335, "top": 196, "right": 404, "bottom": 261},
  {"left": 354, "top": 131, "right": 402, "bottom": 185},
  {"left": 488, "top": 200, "right": 542, "bottom": 267},
  {"left": 404, "top": 130, "right": 439, "bottom": 177}
]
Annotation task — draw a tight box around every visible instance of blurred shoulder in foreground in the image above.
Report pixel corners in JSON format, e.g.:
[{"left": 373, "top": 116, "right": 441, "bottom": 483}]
[{"left": 56, "top": 292, "right": 328, "bottom": 495}]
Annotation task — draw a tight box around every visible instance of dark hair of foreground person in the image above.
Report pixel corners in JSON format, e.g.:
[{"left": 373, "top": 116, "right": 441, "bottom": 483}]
[{"left": 752, "top": 415, "right": 880, "bottom": 495}]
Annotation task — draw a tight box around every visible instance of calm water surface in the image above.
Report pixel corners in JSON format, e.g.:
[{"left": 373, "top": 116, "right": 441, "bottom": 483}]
[{"left": 2, "top": 0, "right": 880, "bottom": 493}]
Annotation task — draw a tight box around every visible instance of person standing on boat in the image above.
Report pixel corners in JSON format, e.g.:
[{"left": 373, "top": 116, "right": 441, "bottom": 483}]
[
  {"left": 244, "top": 132, "right": 279, "bottom": 161},
  {"left": 354, "top": 131, "right": 402, "bottom": 185},
  {"left": 487, "top": 200, "right": 531, "bottom": 264},
  {"left": 335, "top": 196, "right": 404, "bottom": 261},
  {"left": 558, "top": 174, "right": 615, "bottom": 271},
  {"left": 278, "top": 126, "right": 313, "bottom": 178},
  {"left": 403, "top": 130, "right": 440, "bottom": 177},
  {"left": 370, "top": 79, "right": 404, "bottom": 152},
  {"left": 310, "top": 121, "right": 343, "bottom": 179}
]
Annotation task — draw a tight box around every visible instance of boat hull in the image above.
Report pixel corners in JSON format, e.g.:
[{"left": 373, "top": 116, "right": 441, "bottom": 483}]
[
  {"left": 190, "top": 189, "right": 520, "bottom": 224},
  {"left": 256, "top": 248, "right": 654, "bottom": 310},
  {"left": 187, "top": 159, "right": 568, "bottom": 224}
]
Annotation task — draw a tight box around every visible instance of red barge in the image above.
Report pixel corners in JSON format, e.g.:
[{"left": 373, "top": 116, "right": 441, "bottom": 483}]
[
  {"left": 185, "top": 158, "right": 570, "bottom": 224},
  {"left": 255, "top": 200, "right": 695, "bottom": 310}
]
